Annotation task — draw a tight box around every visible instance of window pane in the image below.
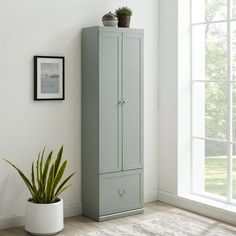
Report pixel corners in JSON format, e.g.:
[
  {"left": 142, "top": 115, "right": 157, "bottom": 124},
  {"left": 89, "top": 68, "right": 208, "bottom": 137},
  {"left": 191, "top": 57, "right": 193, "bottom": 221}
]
[
  {"left": 205, "top": 0, "right": 227, "bottom": 22},
  {"left": 205, "top": 82, "right": 227, "bottom": 140},
  {"left": 192, "top": 23, "right": 227, "bottom": 81},
  {"left": 192, "top": 0, "right": 227, "bottom": 23},
  {"left": 205, "top": 140, "right": 227, "bottom": 197},
  {"left": 192, "top": 82, "right": 227, "bottom": 140},
  {"left": 193, "top": 138, "right": 227, "bottom": 197},
  {"left": 232, "top": 0, "right": 236, "bottom": 19},
  {"left": 233, "top": 84, "right": 236, "bottom": 141},
  {"left": 192, "top": 82, "right": 205, "bottom": 137},
  {"left": 206, "top": 23, "right": 227, "bottom": 81},
  {"left": 192, "top": 138, "right": 206, "bottom": 193},
  {"left": 232, "top": 22, "right": 236, "bottom": 80},
  {"left": 192, "top": 25, "right": 205, "bottom": 81},
  {"left": 192, "top": 0, "right": 205, "bottom": 23}
]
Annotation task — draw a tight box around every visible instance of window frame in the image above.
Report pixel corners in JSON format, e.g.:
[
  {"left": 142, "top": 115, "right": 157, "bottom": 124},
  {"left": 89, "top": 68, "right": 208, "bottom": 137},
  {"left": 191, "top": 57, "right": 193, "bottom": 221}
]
[{"left": 191, "top": 0, "right": 236, "bottom": 206}]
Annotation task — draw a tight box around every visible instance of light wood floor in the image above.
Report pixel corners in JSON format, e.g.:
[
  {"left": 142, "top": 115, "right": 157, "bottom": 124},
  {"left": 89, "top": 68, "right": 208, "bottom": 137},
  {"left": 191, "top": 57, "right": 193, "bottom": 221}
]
[{"left": 0, "top": 201, "right": 233, "bottom": 236}]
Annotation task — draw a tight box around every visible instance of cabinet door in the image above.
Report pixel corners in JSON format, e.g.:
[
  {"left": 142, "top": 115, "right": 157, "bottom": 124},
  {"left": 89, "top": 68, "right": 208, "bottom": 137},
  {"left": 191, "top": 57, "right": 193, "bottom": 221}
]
[
  {"left": 123, "top": 33, "right": 143, "bottom": 170},
  {"left": 99, "top": 169, "right": 143, "bottom": 216},
  {"left": 99, "top": 31, "right": 122, "bottom": 173}
]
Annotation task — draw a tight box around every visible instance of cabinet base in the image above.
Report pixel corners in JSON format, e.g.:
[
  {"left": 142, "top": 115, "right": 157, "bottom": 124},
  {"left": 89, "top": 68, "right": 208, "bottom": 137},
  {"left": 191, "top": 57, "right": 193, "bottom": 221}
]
[{"left": 99, "top": 208, "right": 144, "bottom": 221}]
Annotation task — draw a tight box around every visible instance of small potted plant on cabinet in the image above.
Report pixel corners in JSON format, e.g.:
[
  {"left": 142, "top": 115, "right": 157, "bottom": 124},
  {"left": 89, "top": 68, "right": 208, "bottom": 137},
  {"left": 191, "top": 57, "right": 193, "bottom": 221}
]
[
  {"left": 4, "top": 146, "right": 75, "bottom": 235},
  {"left": 115, "top": 6, "right": 133, "bottom": 28}
]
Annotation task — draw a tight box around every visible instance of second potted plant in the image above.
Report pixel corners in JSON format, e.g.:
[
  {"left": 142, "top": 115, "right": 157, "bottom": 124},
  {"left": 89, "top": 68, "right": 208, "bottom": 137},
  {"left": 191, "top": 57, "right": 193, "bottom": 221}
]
[
  {"left": 115, "top": 6, "right": 132, "bottom": 28},
  {"left": 4, "top": 145, "right": 75, "bottom": 235}
]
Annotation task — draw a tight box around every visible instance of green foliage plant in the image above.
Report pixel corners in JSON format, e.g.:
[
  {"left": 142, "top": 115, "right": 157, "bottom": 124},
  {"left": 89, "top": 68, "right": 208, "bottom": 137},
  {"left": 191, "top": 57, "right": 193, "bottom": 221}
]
[
  {"left": 4, "top": 146, "right": 75, "bottom": 204},
  {"left": 115, "top": 6, "right": 132, "bottom": 16}
]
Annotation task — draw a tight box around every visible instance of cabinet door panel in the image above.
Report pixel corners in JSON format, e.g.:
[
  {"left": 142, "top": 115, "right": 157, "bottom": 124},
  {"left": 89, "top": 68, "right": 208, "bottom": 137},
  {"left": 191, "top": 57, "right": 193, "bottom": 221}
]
[
  {"left": 99, "top": 170, "right": 143, "bottom": 216},
  {"left": 123, "top": 33, "right": 143, "bottom": 170},
  {"left": 99, "top": 32, "right": 122, "bottom": 173}
]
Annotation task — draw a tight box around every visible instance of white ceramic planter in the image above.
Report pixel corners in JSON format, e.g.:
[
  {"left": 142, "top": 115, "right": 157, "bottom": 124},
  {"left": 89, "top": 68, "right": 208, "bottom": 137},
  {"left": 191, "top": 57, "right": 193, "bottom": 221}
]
[{"left": 25, "top": 198, "right": 64, "bottom": 235}]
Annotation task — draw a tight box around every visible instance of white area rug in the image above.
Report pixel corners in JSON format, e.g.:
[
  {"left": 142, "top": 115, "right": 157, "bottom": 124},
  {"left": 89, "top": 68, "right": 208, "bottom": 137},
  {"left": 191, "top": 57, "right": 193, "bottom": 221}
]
[{"left": 85, "top": 212, "right": 236, "bottom": 236}]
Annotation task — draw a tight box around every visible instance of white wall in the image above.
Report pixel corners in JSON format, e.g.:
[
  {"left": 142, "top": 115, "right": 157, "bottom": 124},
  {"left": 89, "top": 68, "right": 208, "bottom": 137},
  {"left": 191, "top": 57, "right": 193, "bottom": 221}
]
[
  {"left": 158, "top": 0, "right": 178, "bottom": 194},
  {"left": 0, "top": 0, "right": 158, "bottom": 229},
  {"left": 158, "top": 0, "right": 192, "bottom": 196}
]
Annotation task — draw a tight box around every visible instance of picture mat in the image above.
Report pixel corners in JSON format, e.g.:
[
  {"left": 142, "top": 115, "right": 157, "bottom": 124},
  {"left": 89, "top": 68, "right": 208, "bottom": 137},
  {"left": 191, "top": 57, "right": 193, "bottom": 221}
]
[{"left": 37, "top": 58, "right": 63, "bottom": 99}]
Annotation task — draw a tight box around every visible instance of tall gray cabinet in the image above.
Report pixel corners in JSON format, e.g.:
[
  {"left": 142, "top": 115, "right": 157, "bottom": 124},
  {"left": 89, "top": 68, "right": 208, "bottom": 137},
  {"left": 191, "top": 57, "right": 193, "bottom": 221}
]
[{"left": 82, "top": 26, "right": 144, "bottom": 221}]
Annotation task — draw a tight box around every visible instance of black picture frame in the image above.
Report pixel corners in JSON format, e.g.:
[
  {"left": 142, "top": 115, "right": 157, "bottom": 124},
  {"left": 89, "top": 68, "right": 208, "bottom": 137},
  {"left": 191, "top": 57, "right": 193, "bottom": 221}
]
[{"left": 34, "top": 56, "right": 65, "bottom": 100}]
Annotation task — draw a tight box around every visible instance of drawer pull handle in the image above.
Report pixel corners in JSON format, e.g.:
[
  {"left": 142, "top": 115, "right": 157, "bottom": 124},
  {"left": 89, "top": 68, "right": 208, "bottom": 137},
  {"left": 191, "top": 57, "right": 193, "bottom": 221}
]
[{"left": 119, "top": 189, "right": 126, "bottom": 197}]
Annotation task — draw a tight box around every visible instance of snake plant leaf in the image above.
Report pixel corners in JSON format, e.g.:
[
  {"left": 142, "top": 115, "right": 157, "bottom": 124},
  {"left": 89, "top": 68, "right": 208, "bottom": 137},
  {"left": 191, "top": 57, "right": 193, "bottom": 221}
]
[
  {"left": 39, "top": 147, "right": 46, "bottom": 186},
  {"left": 54, "top": 172, "right": 76, "bottom": 198},
  {"left": 46, "top": 163, "right": 54, "bottom": 202},
  {"left": 31, "top": 162, "right": 41, "bottom": 203},
  {"left": 36, "top": 152, "right": 40, "bottom": 180},
  {"left": 42, "top": 151, "right": 52, "bottom": 189},
  {"left": 36, "top": 152, "right": 42, "bottom": 194},
  {"left": 4, "top": 159, "right": 37, "bottom": 201},
  {"left": 40, "top": 151, "right": 52, "bottom": 200},
  {"left": 54, "top": 145, "right": 63, "bottom": 177},
  {"left": 31, "top": 162, "right": 35, "bottom": 187},
  {"left": 51, "top": 160, "right": 67, "bottom": 199},
  {"left": 52, "top": 184, "right": 72, "bottom": 203}
]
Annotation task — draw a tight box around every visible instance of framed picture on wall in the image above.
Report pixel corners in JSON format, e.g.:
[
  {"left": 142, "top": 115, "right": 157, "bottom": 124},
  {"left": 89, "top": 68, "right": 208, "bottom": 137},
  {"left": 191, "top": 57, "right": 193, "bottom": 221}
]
[{"left": 34, "top": 56, "right": 65, "bottom": 100}]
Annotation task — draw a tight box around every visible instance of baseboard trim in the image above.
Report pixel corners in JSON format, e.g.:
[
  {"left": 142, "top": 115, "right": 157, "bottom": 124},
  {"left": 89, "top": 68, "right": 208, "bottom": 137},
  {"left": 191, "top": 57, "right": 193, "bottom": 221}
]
[
  {"left": 0, "top": 202, "right": 82, "bottom": 230},
  {"left": 64, "top": 202, "right": 82, "bottom": 218},
  {"left": 0, "top": 216, "right": 24, "bottom": 231},
  {"left": 144, "top": 191, "right": 158, "bottom": 203},
  {"left": 158, "top": 190, "right": 236, "bottom": 225}
]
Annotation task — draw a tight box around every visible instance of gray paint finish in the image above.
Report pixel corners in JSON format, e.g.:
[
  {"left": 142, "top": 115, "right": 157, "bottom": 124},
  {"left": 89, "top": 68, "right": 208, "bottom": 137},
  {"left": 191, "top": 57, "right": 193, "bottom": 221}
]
[
  {"left": 82, "top": 26, "right": 144, "bottom": 221},
  {"left": 82, "top": 27, "right": 100, "bottom": 219},
  {"left": 99, "top": 32, "right": 122, "bottom": 174},
  {"left": 123, "top": 33, "right": 144, "bottom": 170},
  {"left": 100, "top": 170, "right": 143, "bottom": 216}
]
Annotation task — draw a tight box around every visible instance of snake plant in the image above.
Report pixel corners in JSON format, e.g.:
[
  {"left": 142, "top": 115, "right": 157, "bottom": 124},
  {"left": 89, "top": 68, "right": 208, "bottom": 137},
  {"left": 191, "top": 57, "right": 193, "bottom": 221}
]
[{"left": 4, "top": 146, "right": 75, "bottom": 203}]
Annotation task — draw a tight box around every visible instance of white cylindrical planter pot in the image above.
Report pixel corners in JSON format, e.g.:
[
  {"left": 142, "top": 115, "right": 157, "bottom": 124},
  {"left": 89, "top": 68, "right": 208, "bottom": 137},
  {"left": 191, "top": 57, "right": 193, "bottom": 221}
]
[{"left": 25, "top": 198, "right": 64, "bottom": 235}]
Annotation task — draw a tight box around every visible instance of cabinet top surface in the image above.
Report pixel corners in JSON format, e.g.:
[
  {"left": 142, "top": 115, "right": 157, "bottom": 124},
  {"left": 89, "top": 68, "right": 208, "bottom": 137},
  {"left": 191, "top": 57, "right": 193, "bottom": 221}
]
[{"left": 82, "top": 26, "right": 144, "bottom": 33}]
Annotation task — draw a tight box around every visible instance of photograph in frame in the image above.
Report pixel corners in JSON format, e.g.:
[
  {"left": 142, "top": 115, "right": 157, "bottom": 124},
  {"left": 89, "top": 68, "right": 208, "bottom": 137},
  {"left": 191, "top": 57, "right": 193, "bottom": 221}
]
[{"left": 34, "top": 56, "right": 65, "bottom": 100}]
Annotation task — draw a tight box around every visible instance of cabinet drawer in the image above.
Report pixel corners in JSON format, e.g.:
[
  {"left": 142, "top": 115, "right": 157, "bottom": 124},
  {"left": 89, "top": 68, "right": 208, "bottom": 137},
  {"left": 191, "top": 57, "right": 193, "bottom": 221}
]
[{"left": 99, "top": 170, "right": 143, "bottom": 216}]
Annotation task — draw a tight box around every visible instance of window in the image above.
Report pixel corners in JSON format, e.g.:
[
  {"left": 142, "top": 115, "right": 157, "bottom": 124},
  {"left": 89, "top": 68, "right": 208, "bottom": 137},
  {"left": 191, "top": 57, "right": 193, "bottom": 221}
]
[{"left": 191, "top": 0, "right": 236, "bottom": 204}]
